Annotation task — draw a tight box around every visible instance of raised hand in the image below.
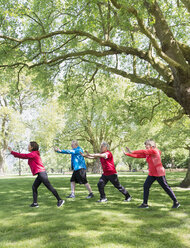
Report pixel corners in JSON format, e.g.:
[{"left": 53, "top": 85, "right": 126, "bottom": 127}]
[
  {"left": 54, "top": 147, "right": 61, "bottom": 152},
  {"left": 8, "top": 146, "right": 12, "bottom": 152},
  {"left": 80, "top": 151, "right": 85, "bottom": 156},
  {"left": 80, "top": 151, "right": 90, "bottom": 158},
  {"left": 125, "top": 146, "right": 132, "bottom": 153},
  {"left": 122, "top": 148, "right": 127, "bottom": 155},
  {"left": 84, "top": 150, "right": 90, "bottom": 155}
]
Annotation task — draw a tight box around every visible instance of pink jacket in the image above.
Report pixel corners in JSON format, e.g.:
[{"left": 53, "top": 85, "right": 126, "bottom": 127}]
[
  {"left": 11, "top": 150, "right": 45, "bottom": 175},
  {"left": 126, "top": 148, "right": 165, "bottom": 177}
]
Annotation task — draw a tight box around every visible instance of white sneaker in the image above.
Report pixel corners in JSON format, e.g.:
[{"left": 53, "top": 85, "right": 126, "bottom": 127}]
[
  {"left": 97, "top": 198, "right": 107, "bottom": 202},
  {"left": 57, "top": 200, "right": 65, "bottom": 207},
  {"left": 66, "top": 193, "right": 75, "bottom": 198},
  {"left": 86, "top": 193, "right": 94, "bottom": 199},
  {"left": 124, "top": 196, "right": 132, "bottom": 202}
]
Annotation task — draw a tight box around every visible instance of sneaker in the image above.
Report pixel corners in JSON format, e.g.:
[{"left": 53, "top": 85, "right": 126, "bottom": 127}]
[
  {"left": 30, "top": 203, "right": 39, "bottom": 208},
  {"left": 124, "top": 196, "right": 132, "bottom": 202},
  {"left": 86, "top": 193, "right": 94, "bottom": 199},
  {"left": 97, "top": 198, "right": 107, "bottom": 202},
  {"left": 138, "top": 203, "right": 149, "bottom": 209},
  {"left": 172, "top": 202, "right": 180, "bottom": 209},
  {"left": 57, "top": 199, "right": 65, "bottom": 207},
  {"left": 66, "top": 193, "right": 75, "bottom": 198}
]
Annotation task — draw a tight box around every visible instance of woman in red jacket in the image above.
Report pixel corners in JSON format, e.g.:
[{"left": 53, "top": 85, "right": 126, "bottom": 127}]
[
  {"left": 124, "top": 140, "right": 180, "bottom": 209},
  {"left": 8, "top": 141, "right": 64, "bottom": 208}
]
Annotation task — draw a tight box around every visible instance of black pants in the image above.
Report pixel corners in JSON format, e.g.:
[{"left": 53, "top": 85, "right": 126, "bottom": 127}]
[
  {"left": 143, "top": 175, "right": 177, "bottom": 204},
  {"left": 97, "top": 174, "right": 130, "bottom": 199},
  {"left": 32, "top": 171, "right": 61, "bottom": 203}
]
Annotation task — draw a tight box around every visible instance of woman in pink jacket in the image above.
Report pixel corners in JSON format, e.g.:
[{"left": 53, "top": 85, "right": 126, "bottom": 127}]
[
  {"left": 124, "top": 140, "right": 180, "bottom": 209},
  {"left": 8, "top": 141, "right": 64, "bottom": 208}
]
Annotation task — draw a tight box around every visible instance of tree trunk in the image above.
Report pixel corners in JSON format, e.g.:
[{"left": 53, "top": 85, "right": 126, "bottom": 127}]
[
  {"left": 91, "top": 159, "right": 102, "bottom": 173},
  {"left": 180, "top": 149, "right": 190, "bottom": 188},
  {"left": 171, "top": 157, "right": 175, "bottom": 168},
  {"left": 18, "top": 159, "right": 22, "bottom": 176},
  {"left": 0, "top": 149, "right": 5, "bottom": 175},
  {"left": 174, "top": 78, "right": 190, "bottom": 117}
]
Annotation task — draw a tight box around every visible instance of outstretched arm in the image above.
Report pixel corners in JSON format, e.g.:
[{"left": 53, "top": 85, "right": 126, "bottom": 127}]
[
  {"left": 123, "top": 146, "right": 132, "bottom": 155},
  {"left": 123, "top": 146, "right": 146, "bottom": 158},
  {"left": 54, "top": 147, "right": 79, "bottom": 155},
  {"left": 125, "top": 153, "right": 147, "bottom": 158},
  {"left": 80, "top": 150, "right": 107, "bottom": 159},
  {"left": 132, "top": 149, "right": 157, "bottom": 156},
  {"left": 8, "top": 147, "right": 35, "bottom": 159},
  {"left": 80, "top": 152, "right": 96, "bottom": 159}
]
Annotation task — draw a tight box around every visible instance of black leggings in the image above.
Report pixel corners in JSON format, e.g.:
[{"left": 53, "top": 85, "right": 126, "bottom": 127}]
[
  {"left": 97, "top": 174, "right": 130, "bottom": 199},
  {"left": 32, "top": 171, "right": 61, "bottom": 203},
  {"left": 143, "top": 175, "right": 177, "bottom": 204}
]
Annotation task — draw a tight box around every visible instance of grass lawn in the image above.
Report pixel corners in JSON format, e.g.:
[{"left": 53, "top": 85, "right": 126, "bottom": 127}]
[{"left": 0, "top": 171, "right": 189, "bottom": 248}]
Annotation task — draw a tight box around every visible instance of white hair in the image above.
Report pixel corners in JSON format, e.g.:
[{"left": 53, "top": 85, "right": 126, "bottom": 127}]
[
  {"left": 101, "top": 141, "right": 109, "bottom": 149},
  {"left": 144, "top": 140, "right": 156, "bottom": 148},
  {"left": 72, "top": 140, "right": 79, "bottom": 146}
]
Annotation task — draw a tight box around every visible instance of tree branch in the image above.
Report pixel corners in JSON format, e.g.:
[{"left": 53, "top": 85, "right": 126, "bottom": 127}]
[
  {"left": 129, "top": 6, "right": 188, "bottom": 71},
  {"left": 163, "top": 108, "right": 185, "bottom": 125},
  {"left": 0, "top": 29, "right": 173, "bottom": 82},
  {"left": 144, "top": 0, "right": 188, "bottom": 70},
  {"left": 81, "top": 58, "right": 176, "bottom": 99},
  {"left": 140, "top": 92, "right": 161, "bottom": 124},
  {"left": 180, "top": 0, "right": 190, "bottom": 13},
  {"left": 110, "top": 0, "right": 188, "bottom": 71},
  {"left": 110, "top": 0, "right": 122, "bottom": 9}
]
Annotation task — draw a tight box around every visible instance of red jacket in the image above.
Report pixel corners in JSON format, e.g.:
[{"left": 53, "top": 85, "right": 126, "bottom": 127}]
[
  {"left": 126, "top": 148, "right": 165, "bottom": 177},
  {"left": 100, "top": 150, "right": 117, "bottom": 176},
  {"left": 11, "top": 150, "right": 45, "bottom": 175}
]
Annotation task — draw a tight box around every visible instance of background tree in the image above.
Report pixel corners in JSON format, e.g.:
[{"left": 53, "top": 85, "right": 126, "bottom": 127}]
[
  {"left": 31, "top": 98, "right": 67, "bottom": 173},
  {"left": 0, "top": 0, "right": 190, "bottom": 185},
  {"left": 122, "top": 88, "right": 190, "bottom": 185},
  {"left": 55, "top": 72, "right": 134, "bottom": 172},
  {"left": 0, "top": 104, "right": 25, "bottom": 174},
  {"left": 0, "top": 70, "right": 41, "bottom": 174}
]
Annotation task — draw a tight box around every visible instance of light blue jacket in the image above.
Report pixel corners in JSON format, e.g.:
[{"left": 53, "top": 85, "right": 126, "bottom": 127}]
[{"left": 57, "top": 146, "right": 86, "bottom": 171}]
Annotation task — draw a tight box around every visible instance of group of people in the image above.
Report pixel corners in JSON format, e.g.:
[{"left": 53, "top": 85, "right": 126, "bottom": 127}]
[{"left": 8, "top": 139, "right": 180, "bottom": 209}]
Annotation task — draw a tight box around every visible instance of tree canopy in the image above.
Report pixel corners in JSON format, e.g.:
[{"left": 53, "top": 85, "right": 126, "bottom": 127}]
[{"left": 1, "top": 0, "right": 190, "bottom": 114}]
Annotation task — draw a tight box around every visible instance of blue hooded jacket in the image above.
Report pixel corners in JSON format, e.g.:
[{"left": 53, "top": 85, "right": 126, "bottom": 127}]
[{"left": 57, "top": 146, "right": 86, "bottom": 171}]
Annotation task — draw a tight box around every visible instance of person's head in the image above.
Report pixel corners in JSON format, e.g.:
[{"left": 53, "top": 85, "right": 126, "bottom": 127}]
[
  {"left": 71, "top": 140, "right": 79, "bottom": 149},
  {"left": 28, "top": 141, "right": 39, "bottom": 152},
  {"left": 144, "top": 140, "right": 156, "bottom": 149},
  {"left": 100, "top": 142, "right": 109, "bottom": 153}
]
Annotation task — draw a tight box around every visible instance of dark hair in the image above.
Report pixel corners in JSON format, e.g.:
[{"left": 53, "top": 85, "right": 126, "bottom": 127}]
[{"left": 30, "top": 141, "right": 39, "bottom": 151}]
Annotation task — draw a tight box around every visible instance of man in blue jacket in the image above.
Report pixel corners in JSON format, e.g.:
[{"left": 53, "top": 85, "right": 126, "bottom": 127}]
[{"left": 55, "top": 140, "right": 94, "bottom": 199}]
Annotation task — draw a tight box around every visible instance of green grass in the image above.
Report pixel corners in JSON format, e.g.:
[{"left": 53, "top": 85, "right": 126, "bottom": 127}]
[{"left": 0, "top": 172, "right": 189, "bottom": 248}]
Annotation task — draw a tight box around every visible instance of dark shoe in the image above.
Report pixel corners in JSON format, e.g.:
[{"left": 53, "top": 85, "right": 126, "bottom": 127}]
[
  {"left": 97, "top": 198, "right": 107, "bottom": 202},
  {"left": 124, "top": 196, "right": 132, "bottom": 202},
  {"left": 66, "top": 193, "right": 75, "bottom": 198},
  {"left": 86, "top": 193, "right": 94, "bottom": 199},
  {"left": 138, "top": 203, "right": 149, "bottom": 209},
  {"left": 30, "top": 203, "right": 39, "bottom": 208},
  {"left": 172, "top": 202, "right": 180, "bottom": 209},
  {"left": 57, "top": 199, "right": 65, "bottom": 207}
]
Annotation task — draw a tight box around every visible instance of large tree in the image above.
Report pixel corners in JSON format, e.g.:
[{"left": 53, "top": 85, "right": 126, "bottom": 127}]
[
  {"left": 55, "top": 72, "right": 133, "bottom": 173},
  {"left": 0, "top": 0, "right": 190, "bottom": 185}
]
